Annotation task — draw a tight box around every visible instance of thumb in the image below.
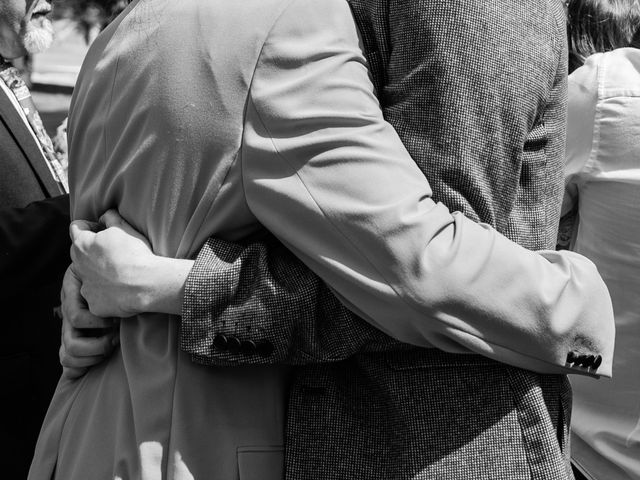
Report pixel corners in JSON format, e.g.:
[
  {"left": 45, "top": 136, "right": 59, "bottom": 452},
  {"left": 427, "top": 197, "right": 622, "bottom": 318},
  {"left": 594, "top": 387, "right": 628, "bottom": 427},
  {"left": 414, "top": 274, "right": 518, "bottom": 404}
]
[
  {"left": 100, "top": 209, "right": 150, "bottom": 245},
  {"left": 100, "top": 209, "right": 136, "bottom": 231},
  {"left": 98, "top": 209, "right": 127, "bottom": 229},
  {"left": 69, "top": 220, "right": 101, "bottom": 243}
]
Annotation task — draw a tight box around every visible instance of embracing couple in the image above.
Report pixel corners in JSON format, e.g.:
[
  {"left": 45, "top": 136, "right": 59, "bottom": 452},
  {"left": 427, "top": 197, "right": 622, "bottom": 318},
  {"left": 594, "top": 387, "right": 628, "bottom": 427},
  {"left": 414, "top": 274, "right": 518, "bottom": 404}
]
[{"left": 29, "top": 0, "right": 614, "bottom": 479}]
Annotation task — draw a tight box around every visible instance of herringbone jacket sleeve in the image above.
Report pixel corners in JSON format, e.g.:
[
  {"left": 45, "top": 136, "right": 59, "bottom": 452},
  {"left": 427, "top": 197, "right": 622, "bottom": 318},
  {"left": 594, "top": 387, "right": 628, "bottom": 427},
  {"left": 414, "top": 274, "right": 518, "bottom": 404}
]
[{"left": 181, "top": 234, "right": 405, "bottom": 367}]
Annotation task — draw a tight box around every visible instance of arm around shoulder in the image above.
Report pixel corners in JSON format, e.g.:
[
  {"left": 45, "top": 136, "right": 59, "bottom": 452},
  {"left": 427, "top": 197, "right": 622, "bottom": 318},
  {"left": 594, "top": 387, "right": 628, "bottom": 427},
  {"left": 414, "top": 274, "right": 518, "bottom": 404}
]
[{"left": 236, "top": 0, "right": 615, "bottom": 377}]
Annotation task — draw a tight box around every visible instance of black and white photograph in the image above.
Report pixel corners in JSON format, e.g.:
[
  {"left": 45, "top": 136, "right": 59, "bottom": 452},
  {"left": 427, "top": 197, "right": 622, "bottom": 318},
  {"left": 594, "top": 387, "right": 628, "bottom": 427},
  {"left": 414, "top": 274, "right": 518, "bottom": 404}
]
[{"left": 0, "top": 0, "right": 637, "bottom": 479}]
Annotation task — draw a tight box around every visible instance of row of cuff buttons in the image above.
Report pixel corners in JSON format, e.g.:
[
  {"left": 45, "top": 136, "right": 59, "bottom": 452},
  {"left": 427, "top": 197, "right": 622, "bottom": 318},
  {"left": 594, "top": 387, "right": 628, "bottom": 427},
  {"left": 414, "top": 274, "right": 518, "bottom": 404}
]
[
  {"left": 213, "top": 334, "right": 274, "bottom": 357},
  {"left": 566, "top": 351, "right": 602, "bottom": 370}
]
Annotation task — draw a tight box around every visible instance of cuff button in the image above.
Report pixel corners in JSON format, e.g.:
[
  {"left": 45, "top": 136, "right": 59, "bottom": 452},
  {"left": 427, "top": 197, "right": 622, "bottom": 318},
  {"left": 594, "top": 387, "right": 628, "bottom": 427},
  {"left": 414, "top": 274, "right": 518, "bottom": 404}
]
[
  {"left": 213, "top": 334, "right": 228, "bottom": 351},
  {"left": 240, "top": 340, "right": 257, "bottom": 355},
  {"left": 576, "top": 355, "right": 589, "bottom": 367},
  {"left": 228, "top": 336, "right": 242, "bottom": 354},
  {"left": 592, "top": 355, "right": 602, "bottom": 369}
]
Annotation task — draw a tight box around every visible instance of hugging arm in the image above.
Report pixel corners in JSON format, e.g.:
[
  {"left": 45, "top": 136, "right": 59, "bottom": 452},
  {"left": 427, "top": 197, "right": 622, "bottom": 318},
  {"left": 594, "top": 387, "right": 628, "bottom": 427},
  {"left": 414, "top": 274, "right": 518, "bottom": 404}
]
[
  {"left": 186, "top": 0, "right": 614, "bottom": 376},
  {"left": 66, "top": 0, "right": 614, "bottom": 377},
  {"left": 181, "top": 234, "right": 400, "bottom": 367}
]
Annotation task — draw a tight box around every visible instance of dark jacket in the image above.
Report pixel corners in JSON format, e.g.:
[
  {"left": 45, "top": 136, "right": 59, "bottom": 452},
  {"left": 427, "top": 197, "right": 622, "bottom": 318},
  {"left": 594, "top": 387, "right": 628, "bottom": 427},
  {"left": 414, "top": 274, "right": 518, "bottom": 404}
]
[{"left": 0, "top": 86, "right": 70, "bottom": 479}]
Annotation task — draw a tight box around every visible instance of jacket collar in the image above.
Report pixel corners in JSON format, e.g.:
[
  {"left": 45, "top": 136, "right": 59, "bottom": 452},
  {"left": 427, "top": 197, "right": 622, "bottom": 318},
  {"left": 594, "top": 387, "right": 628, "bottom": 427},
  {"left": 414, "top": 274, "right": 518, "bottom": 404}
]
[{"left": 0, "top": 77, "right": 62, "bottom": 198}]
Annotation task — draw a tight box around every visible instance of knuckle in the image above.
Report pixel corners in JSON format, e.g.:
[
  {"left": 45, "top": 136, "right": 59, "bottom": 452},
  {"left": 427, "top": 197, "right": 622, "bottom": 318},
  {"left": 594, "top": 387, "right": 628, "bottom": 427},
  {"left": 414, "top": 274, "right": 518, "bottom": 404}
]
[
  {"left": 95, "top": 229, "right": 108, "bottom": 245},
  {"left": 87, "top": 303, "right": 98, "bottom": 316},
  {"left": 88, "top": 304, "right": 105, "bottom": 319}
]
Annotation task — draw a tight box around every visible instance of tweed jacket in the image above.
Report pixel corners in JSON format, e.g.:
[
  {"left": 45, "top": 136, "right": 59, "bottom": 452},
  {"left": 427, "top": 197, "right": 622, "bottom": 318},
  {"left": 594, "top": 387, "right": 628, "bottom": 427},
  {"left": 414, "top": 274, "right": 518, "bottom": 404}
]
[
  {"left": 178, "top": 0, "right": 606, "bottom": 478},
  {"left": 0, "top": 83, "right": 69, "bottom": 478}
]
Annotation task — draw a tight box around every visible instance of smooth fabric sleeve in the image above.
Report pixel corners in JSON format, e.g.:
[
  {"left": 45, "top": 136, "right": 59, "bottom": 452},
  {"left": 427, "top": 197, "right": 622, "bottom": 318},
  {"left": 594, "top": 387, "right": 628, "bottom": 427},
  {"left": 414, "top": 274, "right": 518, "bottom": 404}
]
[
  {"left": 0, "top": 194, "right": 70, "bottom": 300},
  {"left": 188, "top": 0, "right": 614, "bottom": 376}
]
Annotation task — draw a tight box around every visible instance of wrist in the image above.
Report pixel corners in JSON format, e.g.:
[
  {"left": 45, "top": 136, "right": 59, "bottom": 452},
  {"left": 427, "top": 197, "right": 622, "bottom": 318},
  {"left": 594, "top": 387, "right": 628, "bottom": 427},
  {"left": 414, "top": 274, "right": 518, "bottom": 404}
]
[{"left": 137, "top": 256, "right": 195, "bottom": 315}]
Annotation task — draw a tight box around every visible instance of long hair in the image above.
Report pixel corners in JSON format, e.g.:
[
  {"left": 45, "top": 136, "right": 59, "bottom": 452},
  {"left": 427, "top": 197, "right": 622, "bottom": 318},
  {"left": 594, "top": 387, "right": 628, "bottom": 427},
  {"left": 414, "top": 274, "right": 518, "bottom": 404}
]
[{"left": 567, "top": 0, "right": 640, "bottom": 72}]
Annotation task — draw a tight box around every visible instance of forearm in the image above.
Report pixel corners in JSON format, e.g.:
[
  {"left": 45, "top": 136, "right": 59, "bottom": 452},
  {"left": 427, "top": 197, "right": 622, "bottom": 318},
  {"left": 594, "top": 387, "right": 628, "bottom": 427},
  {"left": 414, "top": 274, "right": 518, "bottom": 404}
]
[
  {"left": 137, "top": 256, "right": 193, "bottom": 316},
  {"left": 241, "top": 0, "right": 614, "bottom": 377},
  {"left": 180, "top": 236, "right": 403, "bottom": 367},
  {"left": 70, "top": 220, "right": 398, "bottom": 367},
  {"left": 103, "top": 255, "right": 193, "bottom": 317},
  {"left": 74, "top": 0, "right": 614, "bottom": 377},
  {"left": 69, "top": 212, "right": 194, "bottom": 318}
]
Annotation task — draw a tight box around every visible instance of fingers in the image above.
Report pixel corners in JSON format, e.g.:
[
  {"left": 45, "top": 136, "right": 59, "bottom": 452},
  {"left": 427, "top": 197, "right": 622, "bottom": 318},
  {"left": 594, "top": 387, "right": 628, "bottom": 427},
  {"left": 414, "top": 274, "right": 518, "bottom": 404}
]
[
  {"left": 69, "top": 219, "right": 101, "bottom": 242},
  {"left": 62, "top": 320, "right": 119, "bottom": 358},
  {"left": 60, "top": 347, "right": 108, "bottom": 368},
  {"left": 59, "top": 317, "right": 119, "bottom": 378},
  {"left": 99, "top": 209, "right": 125, "bottom": 229},
  {"left": 69, "top": 221, "right": 101, "bottom": 268},
  {"left": 60, "top": 265, "right": 74, "bottom": 304},
  {"left": 62, "top": 366, "right": 89, "bottom": 380},
  {"left": 59, "top": 327, "right": 117, "bottom": 380},
  {"left": 59, "top": 266, "right": 118, "bottom": 378},
  {"left": 99, "top": 210, "right": 149, "bottom": 246},
  {"left": 66, "top": 299, "right": 116, "bottom": 329},
  {"left": 62, "top": 267, "right": 114, "bottom": 329}
]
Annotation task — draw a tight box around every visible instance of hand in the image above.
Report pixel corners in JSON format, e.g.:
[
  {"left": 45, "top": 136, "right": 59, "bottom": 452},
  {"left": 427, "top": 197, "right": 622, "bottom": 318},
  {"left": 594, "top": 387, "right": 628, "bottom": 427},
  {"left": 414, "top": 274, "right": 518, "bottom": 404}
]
[
  {"left": 70, "top": 209, "right": 193, "bottom": 317},
  {"left": 70, "top": 210, "right": 157, "bottom": 318},
  {"left": 59, "top": 267, "right": 119, "bottom": 379}
]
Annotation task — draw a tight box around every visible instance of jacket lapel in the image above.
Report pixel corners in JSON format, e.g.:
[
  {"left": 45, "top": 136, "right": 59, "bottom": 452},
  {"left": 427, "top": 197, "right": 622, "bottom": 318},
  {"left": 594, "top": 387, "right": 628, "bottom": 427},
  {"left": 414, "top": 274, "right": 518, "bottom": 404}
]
[{"left": 0, "top": 87, "right": 62, "bottom": 197}]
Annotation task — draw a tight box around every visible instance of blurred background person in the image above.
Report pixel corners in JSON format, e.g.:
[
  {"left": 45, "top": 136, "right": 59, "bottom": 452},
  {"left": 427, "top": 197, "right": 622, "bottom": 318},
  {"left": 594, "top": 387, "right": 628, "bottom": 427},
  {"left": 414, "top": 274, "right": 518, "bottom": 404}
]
[
  {"left": 64, "top": 0, "right": 128, "bottom": 44},
  {"left": 563, "top": 1, "right": 640, "bottom": 479}
]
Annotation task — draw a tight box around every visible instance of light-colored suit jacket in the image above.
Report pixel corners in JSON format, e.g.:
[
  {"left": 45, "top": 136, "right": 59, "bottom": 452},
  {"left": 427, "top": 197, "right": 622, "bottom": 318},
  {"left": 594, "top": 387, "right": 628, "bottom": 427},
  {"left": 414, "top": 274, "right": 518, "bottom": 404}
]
[
  {"left": 133, "top": 0, "right": 613, "bottom": 377},
  {"left": 166, "top": 0, "right": 615, "bottom": 381}
]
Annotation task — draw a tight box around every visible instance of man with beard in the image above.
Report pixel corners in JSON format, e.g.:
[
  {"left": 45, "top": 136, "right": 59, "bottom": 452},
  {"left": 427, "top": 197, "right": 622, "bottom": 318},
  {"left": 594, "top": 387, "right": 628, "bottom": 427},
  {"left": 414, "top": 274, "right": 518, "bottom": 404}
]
[{"left": 0, "top": 1, "right": 72, "bottom": 477}]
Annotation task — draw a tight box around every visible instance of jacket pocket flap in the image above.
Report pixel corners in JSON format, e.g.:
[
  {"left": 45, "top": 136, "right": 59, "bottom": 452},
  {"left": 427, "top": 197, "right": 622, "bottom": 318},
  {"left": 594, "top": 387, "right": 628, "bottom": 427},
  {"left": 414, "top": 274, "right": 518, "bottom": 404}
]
[{"left": 384, "top": 349, "right": 496, "bottom": 371}]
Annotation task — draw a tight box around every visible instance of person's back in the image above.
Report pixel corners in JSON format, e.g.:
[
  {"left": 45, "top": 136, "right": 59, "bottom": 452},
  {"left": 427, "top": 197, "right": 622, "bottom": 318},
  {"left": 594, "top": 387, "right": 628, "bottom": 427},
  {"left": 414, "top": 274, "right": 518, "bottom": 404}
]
[
  {"left": 563, "top": 2, "right": 640, "bottom": 478},
  {"left": 31, "top": 1, "right": 299, "bottom": 478},
  {"left": 356, "top": 0, "right": 566, "bottom": 249},
  {"left": 287, "top": 0, "right": 573, "bottom": 478}
]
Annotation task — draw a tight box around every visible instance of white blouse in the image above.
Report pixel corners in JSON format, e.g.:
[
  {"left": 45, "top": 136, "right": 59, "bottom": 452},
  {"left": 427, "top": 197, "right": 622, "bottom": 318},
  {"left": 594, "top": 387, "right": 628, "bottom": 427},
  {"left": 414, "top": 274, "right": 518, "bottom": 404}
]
[{"left": 564, "top": 48, "right": 640, "bottom": 480}]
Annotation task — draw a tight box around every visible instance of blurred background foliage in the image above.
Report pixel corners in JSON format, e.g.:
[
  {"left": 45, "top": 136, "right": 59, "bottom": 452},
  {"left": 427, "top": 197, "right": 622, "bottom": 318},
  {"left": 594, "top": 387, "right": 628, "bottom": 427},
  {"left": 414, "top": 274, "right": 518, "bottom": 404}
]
[{"left": 53, "top": 0, "right": 129, "bottom": 43}]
